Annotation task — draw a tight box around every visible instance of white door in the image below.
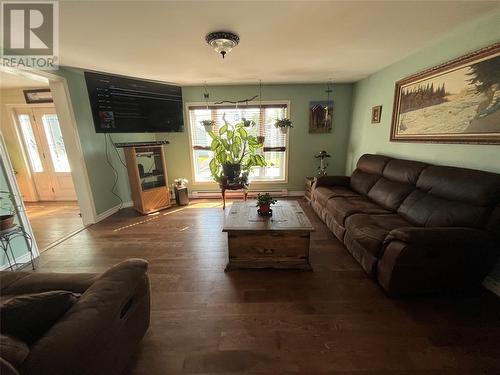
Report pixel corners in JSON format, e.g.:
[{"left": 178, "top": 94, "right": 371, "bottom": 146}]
[{"left": 15, "top": 107, "right": 77, "bottom": 201}]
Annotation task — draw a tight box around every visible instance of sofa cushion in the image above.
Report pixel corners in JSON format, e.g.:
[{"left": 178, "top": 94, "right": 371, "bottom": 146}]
[
  {"left": 313, "top": 187, "right": 337, "bottom": 206},
  {"left": 357, "top": 154, "right": 392, "bottom": 175},
  {"left": 327, "top": 196, "right": 391, "bottom": 226},
  {"left": 367, "top": 177, "right": 415, "bottom": 211},
  {"left": 0, "top": 291, "right": 79, "bottom": 343},
  {"left": 349, "top": 154, "right": 392, "bottom": 196},
  {"left": 345, "top": 214, "right": 412, "bottom": 258},
  {"left": 0, "top": 335, "right": 29, "bottom": 368},
  {"left": 398, "top": 190, "right": 491, "bottom": 228},
  {"left": 328, "top": 186, "right": 360, "bottom": 198},
  {"left": 350, "top": 169, "right": 381, "bottom": 196},
  {"left": 416, "top": 166, "right": 500, "bottom": 206},
  {"left": 383, "top": 159, "right": 428, "bottom": 185}
]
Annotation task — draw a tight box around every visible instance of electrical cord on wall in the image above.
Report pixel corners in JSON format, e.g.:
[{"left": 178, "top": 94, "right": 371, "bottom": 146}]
[
  {"left": 104, "top": 133, "right": 124, "bottom": 210},
  {"left": 107, "top": 134, "right": 127, "bottom": 168}
]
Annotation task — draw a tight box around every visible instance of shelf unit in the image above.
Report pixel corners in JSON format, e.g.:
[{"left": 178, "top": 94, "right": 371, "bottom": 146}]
[{"left": 124, "top": 145, "right": 171, "bottom": 214}]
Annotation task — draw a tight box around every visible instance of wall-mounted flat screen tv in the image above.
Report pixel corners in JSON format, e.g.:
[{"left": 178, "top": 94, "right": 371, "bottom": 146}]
[{"left": 85, "top": 71, "right": 184, "bottom": 133}]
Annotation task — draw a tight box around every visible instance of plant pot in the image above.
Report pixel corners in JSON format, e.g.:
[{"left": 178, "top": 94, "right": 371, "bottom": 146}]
[
  {"left": 0, "top": 214, "right": 15, "bottom": 231},
  {"left": 203, "top": 124, "right": 214, "bottom": 132},
  {"left": 222, "top": 163, "right": 241, "bottom": 182},
  {"left": 280, "top": 127, "right": 288, "bottom": 134},
  {"left": 259, "top": 204, "right": 270, "bottom": 213},
  {"left": 257, "top": 204, "right": 272, "bottom": 216}
]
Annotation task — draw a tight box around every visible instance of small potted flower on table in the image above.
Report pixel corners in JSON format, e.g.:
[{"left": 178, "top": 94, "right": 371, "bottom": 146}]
[{"left": 256, "top": 193, "right": 277, "bottom": 216}]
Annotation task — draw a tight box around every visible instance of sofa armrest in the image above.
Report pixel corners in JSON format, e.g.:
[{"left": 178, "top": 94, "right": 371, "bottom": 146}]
[
  {"left": 314, "top": 175, "right": 350, "bottom": 188},
  {"left": 385, "top": 226, "right": 493, "bottom": 248},
  {"left": 0, "top": 272, "right": 97, "bottom": 296},
  {"left": 21, "top": 259, "right": 151, "bottom": 375},
  {"left": 378, "top": 227, "right": 497, "bottom": 296}
]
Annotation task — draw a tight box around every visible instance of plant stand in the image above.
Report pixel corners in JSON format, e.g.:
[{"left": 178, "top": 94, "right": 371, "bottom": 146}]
[
  {"left": 0, "top": 225, "right": 35, "bottom": 271},
  {"left": 220, "top": 182, "right": 249, "bottom": 209}
]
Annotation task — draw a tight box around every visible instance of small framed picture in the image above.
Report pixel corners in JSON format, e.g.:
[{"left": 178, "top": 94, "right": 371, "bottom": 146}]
[
  {"left": 371, "top": 105, "right": 382, "bottom": 124},
  {"left": 23, "top": 89, "right": 53, "bottom": 104}
]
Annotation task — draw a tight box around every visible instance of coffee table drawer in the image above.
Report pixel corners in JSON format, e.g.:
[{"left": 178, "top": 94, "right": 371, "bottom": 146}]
[{"left": 227, "top": 231, "right": 310, "bottom": 261}]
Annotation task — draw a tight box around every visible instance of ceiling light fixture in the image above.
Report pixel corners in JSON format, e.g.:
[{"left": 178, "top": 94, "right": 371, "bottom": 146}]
[{"left": 205, "top": 31, "right": 240, "bottom": 59}]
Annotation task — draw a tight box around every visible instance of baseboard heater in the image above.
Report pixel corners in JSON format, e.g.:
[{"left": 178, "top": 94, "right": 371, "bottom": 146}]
[{"left": 191, "top": 189, "right": 301, "bottom": 199}]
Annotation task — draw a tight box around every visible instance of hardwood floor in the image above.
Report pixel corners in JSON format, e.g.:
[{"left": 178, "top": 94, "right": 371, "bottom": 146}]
[
  {"left": 25, "top": 201, "right": 83, "bottom": 251},
  {"left": 35, "top": 199, "right": 500, "bottom": 374}
]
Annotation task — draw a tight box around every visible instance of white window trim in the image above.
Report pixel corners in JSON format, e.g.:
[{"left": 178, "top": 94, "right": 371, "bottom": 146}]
[{"left": 185, "top": 100, "right": 291, "bottom": 186}]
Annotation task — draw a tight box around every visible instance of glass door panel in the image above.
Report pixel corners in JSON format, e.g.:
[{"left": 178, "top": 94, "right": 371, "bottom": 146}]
[
  {"left": 17, "top": 114, "right": 44, "bottom": 173},
  {"left": 40, "top": 114, "right": 71, "bottom": 172}
]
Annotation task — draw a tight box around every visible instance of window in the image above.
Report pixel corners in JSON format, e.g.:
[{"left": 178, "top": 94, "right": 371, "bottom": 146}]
[{"left": 188, "top": 103, "right": 288, "bottom": 183}]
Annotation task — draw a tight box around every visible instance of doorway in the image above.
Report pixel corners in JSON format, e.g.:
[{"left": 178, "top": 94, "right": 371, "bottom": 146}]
[
  {"left": 14, "top": 106, "right": 77, "bottom": 201},
  {"left": 1, "top": 71, "right": 85, "bottom": 252}
]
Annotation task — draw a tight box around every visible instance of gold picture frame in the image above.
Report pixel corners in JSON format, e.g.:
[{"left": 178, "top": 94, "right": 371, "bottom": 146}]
[{"left": 390, "top": 43, "right": 500, "bottom": 144}]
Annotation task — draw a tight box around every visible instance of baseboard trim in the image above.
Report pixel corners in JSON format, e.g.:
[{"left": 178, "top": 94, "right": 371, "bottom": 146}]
[
  {"left": 95, "top": 201, "right": 133, "bottom": 223},
  {"left": 483, "top": 276, "right": 500, "bottom": 297}
]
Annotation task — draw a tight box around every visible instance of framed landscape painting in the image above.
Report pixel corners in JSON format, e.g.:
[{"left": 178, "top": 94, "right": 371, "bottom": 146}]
[{"left": 391, "top": 43, "right": 500, "bottom": 144}]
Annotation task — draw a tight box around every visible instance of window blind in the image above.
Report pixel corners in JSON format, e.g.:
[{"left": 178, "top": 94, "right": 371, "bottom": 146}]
[
  {"left": 188, "top": 104, "right": 288, "bottom": 152},
  {"left": 188, "top": 103, "right": 289, "bottom": 182}
]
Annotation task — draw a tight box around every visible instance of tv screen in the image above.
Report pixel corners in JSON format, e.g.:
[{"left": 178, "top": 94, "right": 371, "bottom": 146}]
[{"left": 85, "top": 71, "right": 184, "bottom": 133}]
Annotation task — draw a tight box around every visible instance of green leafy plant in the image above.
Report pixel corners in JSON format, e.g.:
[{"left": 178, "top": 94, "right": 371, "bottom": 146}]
[
  {"left": 274, "top": 118, "right": 293, "bottom": 128},
  {"left": 208, "top": 116, "right": 266, "bottom": 182},
  {"left": 256, "top": 193, "right": 277, "bottom": 207}
]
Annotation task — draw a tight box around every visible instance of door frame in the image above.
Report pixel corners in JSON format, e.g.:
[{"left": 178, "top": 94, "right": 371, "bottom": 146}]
[{"left": 1, "top": 68, "right": 97, "bottom": 225}]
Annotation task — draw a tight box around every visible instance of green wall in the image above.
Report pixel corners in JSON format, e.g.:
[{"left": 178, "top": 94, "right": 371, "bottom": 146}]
[
  {"left": 60, "top": 70, "right": 353, "bottom": 215},
  {"left": 346, "top": 10, "right": 500, "bottom": 288},
  {"left": 346, "top": 10, "right": 500, "bottom": 174},
  {"left": 160, "top": 84, "right": 353, "bottom": 192},
  {"left": 57, "top": 68, "right": 154, "bottom": 215}
]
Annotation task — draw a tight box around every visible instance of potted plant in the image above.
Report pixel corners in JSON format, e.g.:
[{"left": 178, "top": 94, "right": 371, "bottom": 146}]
[
  {"left": 201, "top": 119, "right": 215, "bottom": 132},
  {"left": 0, "top": 191, "right": 20, "bottom": 231},
  {"left": 256, "top": 193, "right": 277, "bottom": 216},
  {"left": 241, "top": 118, "right": 255, "bottom": 128},
  {"left": 208, "top": 115, "right": 267, "bottom": 183},
  {"left": 173, "top": 178, "right": 188, "bottom": 188},
  {"left": 275, "top": 118, "right": 293, "bottom": 134}
]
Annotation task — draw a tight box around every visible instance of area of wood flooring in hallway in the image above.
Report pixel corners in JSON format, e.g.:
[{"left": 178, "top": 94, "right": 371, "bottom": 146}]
[{"left": 25, "top": 201, "right": 83, "bottom": 251}]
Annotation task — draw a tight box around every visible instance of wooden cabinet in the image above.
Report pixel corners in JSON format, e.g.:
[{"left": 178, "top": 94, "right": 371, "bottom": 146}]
[{"left": 123, "top": 146, "right": 171, "bottom": 214}]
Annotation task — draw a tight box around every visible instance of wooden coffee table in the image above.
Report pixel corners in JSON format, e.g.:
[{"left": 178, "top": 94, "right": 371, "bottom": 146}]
[{"left": 223, "top": 200, "right": 315, "bottom": 271}]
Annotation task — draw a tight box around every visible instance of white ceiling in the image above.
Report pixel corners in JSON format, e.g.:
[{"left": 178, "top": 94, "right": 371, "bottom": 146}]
[{"left": 58, "top": 1, "right": 499, "bottom": 85}]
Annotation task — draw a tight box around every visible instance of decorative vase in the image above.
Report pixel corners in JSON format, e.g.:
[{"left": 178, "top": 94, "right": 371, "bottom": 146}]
[
  {"left": 280, "top": 127, "right": 288, "bottom": 134},
  {"left": 0, "top": 215, "right": 15, "bottom": 231},
  {"left": 222, "top": 163, "right": 241, "bottom": 182}
]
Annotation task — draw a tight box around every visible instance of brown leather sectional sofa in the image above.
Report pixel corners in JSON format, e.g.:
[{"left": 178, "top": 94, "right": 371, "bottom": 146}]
[{"left": 311, "top": 154, "right": 500, "bottom": 296}]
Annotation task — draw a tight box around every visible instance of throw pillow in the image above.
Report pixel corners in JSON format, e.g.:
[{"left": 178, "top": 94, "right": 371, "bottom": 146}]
[{"left": 0, "top": 290, "right": 79, "bottom": 343}]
